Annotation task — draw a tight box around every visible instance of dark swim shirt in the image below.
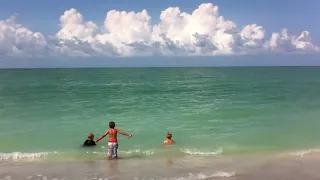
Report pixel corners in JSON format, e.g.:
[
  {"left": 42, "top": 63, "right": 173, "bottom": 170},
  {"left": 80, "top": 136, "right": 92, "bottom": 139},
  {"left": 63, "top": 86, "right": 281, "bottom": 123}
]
[{"left": 83, "top": 140, "right": 96, "bottom": 147}]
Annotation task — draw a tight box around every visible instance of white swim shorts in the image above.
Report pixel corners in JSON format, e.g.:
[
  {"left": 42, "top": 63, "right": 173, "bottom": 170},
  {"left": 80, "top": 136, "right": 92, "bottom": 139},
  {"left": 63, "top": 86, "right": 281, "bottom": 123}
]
[{"left": 108, "top": 142, "right": 118, "bottom": 158}]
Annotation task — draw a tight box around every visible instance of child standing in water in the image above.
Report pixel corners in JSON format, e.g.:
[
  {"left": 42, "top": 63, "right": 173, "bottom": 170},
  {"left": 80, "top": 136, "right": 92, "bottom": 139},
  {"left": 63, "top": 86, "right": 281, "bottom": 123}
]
[
  {"left": 95, "top": 121, "right": 132, "bottom": 159},
  {"left": 163, "top": 132, "right": 175, "bottom": 145}
]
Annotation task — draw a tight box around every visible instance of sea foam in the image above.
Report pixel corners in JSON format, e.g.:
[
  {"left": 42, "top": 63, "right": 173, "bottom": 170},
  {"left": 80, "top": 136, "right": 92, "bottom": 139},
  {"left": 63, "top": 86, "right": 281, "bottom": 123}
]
[
  {"left": 0, "top": 152, "right": 57, "bottom": 161},
  {"left": 156, "top": 171, "right": 235, "bottom": 180},
  {"left": 180, "top": 147, "right": 223, "bottom": 156}
]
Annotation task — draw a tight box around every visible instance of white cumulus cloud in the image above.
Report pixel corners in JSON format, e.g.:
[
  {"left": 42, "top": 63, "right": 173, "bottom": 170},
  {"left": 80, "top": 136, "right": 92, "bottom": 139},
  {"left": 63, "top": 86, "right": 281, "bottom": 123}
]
[
  {"left": 0, "top": 16, "right": 48, "bottom": 57},
  {"left": 266, "top": 29, "right": 319, "bottom": 53},
  {"left": 0, "top": 3, "right": 319, "bottom": 58}
]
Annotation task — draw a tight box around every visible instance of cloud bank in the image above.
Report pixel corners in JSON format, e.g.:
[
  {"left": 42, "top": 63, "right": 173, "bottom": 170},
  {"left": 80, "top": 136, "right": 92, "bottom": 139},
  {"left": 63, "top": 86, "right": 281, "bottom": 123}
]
[{"left": 0, "top": 3, "right": 319, "bottom": 58}]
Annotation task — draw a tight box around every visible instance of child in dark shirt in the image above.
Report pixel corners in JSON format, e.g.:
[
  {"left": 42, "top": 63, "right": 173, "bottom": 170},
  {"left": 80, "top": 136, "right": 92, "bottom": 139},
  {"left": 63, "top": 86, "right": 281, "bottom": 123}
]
[{"left": 83, "top": 133, "right": 96, "bottom": 147}]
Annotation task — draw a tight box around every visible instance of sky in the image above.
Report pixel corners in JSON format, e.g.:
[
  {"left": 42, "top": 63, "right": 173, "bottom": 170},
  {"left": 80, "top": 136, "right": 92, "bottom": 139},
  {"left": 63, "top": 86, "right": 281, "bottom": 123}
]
[{"left": 0, "top": 0, "right": 319, "bottom": 68}]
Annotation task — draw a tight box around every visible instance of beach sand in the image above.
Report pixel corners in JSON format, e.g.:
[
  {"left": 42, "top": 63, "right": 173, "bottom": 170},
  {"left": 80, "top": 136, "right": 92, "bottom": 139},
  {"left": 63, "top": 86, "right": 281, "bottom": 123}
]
[{"left": 1, "top": 150, "right": 320, "bottom": 180}]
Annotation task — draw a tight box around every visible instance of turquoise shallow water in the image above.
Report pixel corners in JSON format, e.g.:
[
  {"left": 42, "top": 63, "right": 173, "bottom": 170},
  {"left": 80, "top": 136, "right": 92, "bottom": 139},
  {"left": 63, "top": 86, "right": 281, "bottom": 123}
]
[{"left": 1, "top": 67, "right": 320, "bottom": 161}]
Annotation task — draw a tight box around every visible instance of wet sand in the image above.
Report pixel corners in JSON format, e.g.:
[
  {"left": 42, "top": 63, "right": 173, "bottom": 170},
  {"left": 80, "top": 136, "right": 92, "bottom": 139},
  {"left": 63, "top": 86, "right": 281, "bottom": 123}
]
[{"left": 1, "top": 151, "right": 320, "bottom": 180}]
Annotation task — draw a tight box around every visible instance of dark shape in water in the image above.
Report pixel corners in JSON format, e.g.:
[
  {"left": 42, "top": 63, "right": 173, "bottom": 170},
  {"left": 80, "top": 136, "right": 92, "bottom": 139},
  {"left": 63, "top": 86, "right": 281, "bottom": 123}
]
[{"left": 83, "top": 140, "right": 96, "bottom": 147}]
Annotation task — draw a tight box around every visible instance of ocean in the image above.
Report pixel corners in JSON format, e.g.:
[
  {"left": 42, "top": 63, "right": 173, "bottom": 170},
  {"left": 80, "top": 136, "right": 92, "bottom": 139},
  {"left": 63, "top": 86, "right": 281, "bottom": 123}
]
[{"left": 1, "top": 67, "right": 320, "bottom": 180}]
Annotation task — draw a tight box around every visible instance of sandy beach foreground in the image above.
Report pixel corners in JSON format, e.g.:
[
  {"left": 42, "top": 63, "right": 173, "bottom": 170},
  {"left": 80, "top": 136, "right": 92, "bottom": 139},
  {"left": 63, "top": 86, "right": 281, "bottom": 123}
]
[{"left": 1, "top": 150, "right": 320, "bottom": 180}]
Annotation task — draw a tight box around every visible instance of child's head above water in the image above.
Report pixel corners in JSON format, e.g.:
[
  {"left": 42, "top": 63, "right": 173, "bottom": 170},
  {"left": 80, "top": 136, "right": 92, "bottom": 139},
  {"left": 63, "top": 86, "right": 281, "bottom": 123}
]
[
  {"left": 83, "top": 133, "right": 96, "bottom": 147},
  {"left": 164, "top": 132, "right": 175, "bottom": 145},
  {"left": 109, "top": 121, "right": 115, "bottom": 129},
  {"left": 88, "top": 133, "right": 94, "bottom": 140}
]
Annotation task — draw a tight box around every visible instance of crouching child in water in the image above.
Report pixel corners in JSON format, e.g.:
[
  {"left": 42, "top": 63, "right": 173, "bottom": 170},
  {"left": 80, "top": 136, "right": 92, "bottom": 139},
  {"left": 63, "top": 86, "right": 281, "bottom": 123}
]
[
  {"left": 163, "top": 132, "right": 175, "bottom": 145},
  {"left": 83, "top": 133, "right": 96, "bottom": 147},
  {"left": 95, "top": 121, "right": 132, "bottom": 159}
]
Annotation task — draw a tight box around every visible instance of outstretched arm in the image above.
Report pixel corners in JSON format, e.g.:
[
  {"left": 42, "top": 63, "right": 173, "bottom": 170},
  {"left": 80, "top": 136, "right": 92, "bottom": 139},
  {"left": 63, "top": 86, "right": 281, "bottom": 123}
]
[
  {"left": 95, "top": 131, "right": 109, "bottom": 143},
  {"left": 117, "top": 129, "right": 132, "bottom": 137}
]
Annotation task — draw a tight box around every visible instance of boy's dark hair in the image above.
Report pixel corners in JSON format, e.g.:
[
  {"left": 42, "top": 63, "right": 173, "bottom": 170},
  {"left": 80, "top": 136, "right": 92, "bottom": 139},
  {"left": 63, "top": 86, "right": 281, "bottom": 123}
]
[{"left": 109, "top": 121, "right": 115, "bottom": 129}]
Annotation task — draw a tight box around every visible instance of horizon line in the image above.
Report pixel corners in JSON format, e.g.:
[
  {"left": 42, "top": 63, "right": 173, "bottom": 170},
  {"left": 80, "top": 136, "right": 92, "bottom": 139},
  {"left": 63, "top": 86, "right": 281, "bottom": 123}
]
[{"left": 1, "top": 65, "right": 320, "bottom": 70}]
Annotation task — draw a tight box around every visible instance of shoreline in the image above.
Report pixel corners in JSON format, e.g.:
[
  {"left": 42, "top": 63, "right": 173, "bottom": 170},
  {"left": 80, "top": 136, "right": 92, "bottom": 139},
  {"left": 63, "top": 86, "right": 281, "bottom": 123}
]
[
  {"left": 1, "top": 149, "right": 320, "bottom": 180},
  {"left": 1, "top": 146, "right": 319, "bottom": 163}
]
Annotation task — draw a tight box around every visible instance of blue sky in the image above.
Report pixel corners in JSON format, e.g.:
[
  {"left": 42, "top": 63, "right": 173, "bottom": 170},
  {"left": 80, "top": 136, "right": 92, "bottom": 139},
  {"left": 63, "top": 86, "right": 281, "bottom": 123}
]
[{"left": 0, "top": 0, "right": 319, "bottom": 67}]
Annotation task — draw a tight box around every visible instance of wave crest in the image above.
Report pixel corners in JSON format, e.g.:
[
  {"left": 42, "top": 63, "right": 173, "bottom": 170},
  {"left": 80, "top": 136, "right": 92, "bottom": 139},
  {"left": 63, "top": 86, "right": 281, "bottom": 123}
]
[
  {"left": 180, "top": 147, "right": 223, "bottom": 156},
  {"left": 158, "top": 171, "right": 235, "bottom": 180},
  {"left": 0, "top": 147, "right": 223, "bottom": 161},
  {"left": 286, "top": 148, "right": 320, "bottom": 157},
  {"left": 0, "top": 152, "right": 57, "bottom": 161},
  {"left": 120, "top": 149, "right": 155, "bottom": 156}
]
